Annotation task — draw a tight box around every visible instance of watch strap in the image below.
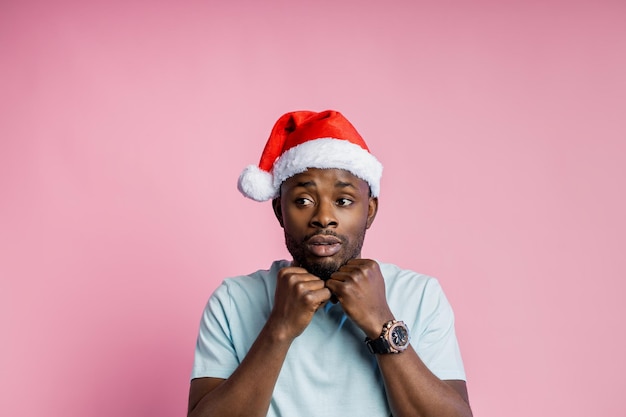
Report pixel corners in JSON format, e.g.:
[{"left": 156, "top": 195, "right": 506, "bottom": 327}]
[
  {"left": 365, "top": 319, "right": 410, "bottom": 354},
  {"left": 365, "top": 336, "right": 392, "bottom": 354}
]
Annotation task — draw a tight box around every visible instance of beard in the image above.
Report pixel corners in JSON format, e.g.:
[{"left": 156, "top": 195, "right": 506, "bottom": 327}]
[{"left": 284, "top": 229, "right": 367, "bottom": 281}]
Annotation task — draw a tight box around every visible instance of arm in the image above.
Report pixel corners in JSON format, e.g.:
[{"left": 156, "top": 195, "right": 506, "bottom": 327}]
[
  {"left": 375, "top": 347, "right": 472, "bottom": 417},
  {"left": 187, "top": 323, "right": 293, "bottom": 417},
  {"left": 325, "top": 259, "right": 472, "bottom": 417},
  {"left": 187, "top": 267, "right": 331, "bottom": 417}
]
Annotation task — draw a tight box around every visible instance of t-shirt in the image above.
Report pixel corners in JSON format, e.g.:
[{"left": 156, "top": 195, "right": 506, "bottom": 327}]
[{"left": 191, "top": 260, "right": 466, "bottom": 417}]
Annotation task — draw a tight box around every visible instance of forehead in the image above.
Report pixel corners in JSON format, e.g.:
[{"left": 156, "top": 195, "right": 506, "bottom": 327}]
[{"left": 281, "top": 168, "right": 370, "bottom": 193}]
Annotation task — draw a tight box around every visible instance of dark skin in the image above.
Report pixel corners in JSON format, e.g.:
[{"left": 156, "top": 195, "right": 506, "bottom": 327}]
[{"left": 188, "top": 168, "right": 472, "bottom": 417}]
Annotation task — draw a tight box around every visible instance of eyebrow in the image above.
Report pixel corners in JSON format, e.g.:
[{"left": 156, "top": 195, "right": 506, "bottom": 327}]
[
  {"left": 335, "top": 181, "right": 358, "bottom": 190},
  {"left": 294, "top": 180, "right": 357, "bottom": 190},
  {"left": 295, "top": 180, "right": 316, "bottom": 188}
]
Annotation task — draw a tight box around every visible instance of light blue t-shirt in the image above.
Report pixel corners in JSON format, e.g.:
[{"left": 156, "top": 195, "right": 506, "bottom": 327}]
[{"left": 192, "top": 260, "right": 466, "bottom": 417}]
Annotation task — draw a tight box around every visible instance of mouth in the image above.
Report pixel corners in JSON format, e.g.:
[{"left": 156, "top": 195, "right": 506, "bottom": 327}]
[{"left": 306, "top": 234, "right": 342, "bottom": 257}]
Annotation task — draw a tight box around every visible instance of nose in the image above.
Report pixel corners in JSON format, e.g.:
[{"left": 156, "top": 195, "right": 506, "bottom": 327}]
[{"left": 311, "top": 200, "right": 338, "bottom": 229}]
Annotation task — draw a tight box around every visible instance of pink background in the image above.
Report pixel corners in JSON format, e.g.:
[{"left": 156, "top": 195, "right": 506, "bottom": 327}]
[{"left": 2, "top": 1, "right": 625, "bottom": 416}]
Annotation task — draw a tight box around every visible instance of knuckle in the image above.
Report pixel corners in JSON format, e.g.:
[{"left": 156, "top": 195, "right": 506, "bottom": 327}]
[
  {"left": 301, "top": 291, "right": 319, "bottom": 306},
  {"left": 349, "top": 270, "right": 364, "bottom": 283},
  {"left": 278, "top": 268, "right": 295, "bottom": 280},
  {"left": 342, "top": 281, "right": 354, "bottom": 292},
  {"left": 294, "top": 280, "right": 316, "bottom": 295}
]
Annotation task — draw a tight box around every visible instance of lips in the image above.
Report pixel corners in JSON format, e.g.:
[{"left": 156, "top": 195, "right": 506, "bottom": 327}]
[{"left": 306, "top": 234, "right": 342, "bottom": 257}]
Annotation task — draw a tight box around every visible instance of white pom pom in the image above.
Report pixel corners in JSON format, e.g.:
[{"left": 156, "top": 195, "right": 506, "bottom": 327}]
[{"left": 237, "top": 165, "right": 277, "bottom": 201}]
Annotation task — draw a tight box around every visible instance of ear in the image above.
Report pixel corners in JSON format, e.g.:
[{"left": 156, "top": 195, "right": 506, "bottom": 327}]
[
  {"left": 366, "top": 197, "right": 378, "bottom": 229},
  {"left": 272, "top": 197, "right": 285, "bottom": 228}
]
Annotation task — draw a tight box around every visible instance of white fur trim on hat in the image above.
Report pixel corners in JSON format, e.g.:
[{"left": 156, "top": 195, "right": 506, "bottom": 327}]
[
  {"left": 237, "top": 164, "right": 277, "bottom": 201},
  {"left": 238, "top": 138, "right": 383, "bottom": 201}
]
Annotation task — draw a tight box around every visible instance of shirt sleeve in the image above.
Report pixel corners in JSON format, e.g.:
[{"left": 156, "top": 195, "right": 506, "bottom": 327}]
[
  {"left": 191, "top": 282, "right": 240, "bottom": 380},
  {"left": 413, "top": 278, "right": 466, "bottom": 381}
]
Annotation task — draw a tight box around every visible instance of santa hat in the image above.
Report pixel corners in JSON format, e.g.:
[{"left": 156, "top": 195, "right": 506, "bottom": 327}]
[{"left": 237, "top": 110, "right": 383, "bottom": 201}]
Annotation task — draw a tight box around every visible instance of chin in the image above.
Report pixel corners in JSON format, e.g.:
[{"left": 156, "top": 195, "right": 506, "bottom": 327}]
[{"left": 303, "top": 256, "right": 345, "bottom": 281}]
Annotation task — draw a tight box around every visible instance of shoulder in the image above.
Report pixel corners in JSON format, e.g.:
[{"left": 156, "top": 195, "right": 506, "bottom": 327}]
[
  {"left": 377, "top": 261, "right": 453, "bottom": 317},
  {"left": 209, "top": 260, "right": 289, "bottom": 304},
  {"left": 378, "top": 261, "right": 443, "bottom": 293},
  {"left": 200, "top": 260, "right": 289, "bottom": 327}
]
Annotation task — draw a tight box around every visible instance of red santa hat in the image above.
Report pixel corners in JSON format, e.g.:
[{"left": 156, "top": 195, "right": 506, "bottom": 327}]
[{"left": 237, "top": 110, "right": 383, "bottom": 201}]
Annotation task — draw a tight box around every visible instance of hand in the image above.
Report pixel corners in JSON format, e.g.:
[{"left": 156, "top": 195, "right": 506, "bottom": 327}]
[
  {"left": 267, "top": 266, "right": 332, "bottom": 341},
  {"left": 325, "top": 259, "right": 394, "bottom": 339}
]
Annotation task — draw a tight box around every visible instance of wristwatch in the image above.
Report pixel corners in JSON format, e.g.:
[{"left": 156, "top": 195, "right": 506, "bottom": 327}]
[{"left": 365, "top": 320, "right": 410, "bottom": 354}]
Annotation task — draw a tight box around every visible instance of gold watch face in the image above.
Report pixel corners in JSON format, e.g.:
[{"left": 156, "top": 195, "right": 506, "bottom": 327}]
[{"left": 388, "top": 322, "right": 409, "bottom": 351}]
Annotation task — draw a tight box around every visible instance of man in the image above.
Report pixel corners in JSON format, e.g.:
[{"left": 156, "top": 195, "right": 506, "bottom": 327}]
[{"left": 188, "top": 110, "right": 472, "bottom": 417}]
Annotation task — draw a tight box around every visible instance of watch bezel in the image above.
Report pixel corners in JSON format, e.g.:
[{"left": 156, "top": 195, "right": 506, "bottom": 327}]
[
  {"left": 386, "top": 320, "right": 410, "bottom": 352},
  {"left": 365, "top": 320, "right": 410, "bottom": 354}
]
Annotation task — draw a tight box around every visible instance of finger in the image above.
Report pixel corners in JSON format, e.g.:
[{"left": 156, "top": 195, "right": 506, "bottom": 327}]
[
  {"left": 279, "top": 266, "right": 310, "bottom": 275},
  {"left": 341, "top": 259, "right": 379, "bottom": 275},
  {"left": 301, "top": 287, "right": 332, "bottom": 307},
  {"left": 279, "top": 267, "right": 323, "bottom": 283},
  {"left": 345, "top": 258, "right": 375, "bottom": 266},
  {"left": 314, "top": 287, "right": 332, "bottom": 302},
  {"left": 336, "top": 260, "right": 382, "bottom": 281},
  {"left": 324, "top": 281, "right": 347, "bottom": 305},
  {"left": 325, "top": 278, "right": 339, "bottom": 291},
  {"left": 329, "top": 268, "right": 362, "bottom": 283},
  {"left": 324, "top": 277, "right": 350, "bottom": 294},
  {"left": 325, "top": 272, "right": 357, "bottom": 294},
  {"left": 296, "top": 279, "right": 328, "bottom": 293}
]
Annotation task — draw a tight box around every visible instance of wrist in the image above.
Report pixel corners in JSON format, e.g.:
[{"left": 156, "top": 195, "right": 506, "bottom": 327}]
[
  {"left": 365, "top": 319, "right": 410, "bottom": 354},
  {"left": 362, "top": 310, "right": 396, "bottom": 339},
  {"left": 264, "top": 318, "right": 298, "bottom": 345}
]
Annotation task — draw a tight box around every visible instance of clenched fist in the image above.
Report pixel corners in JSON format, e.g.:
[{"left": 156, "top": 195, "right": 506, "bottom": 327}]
[
  {"left": 267, "top": 266, "right": 332, "bottom": 341},
  {"left": 325, "top": 259, "right": 394, "bottom": 339}
]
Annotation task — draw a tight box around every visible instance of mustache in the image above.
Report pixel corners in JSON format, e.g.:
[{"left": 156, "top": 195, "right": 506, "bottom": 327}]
[{"left": 304, "top": 230, "right": 346, "bottom": 243}]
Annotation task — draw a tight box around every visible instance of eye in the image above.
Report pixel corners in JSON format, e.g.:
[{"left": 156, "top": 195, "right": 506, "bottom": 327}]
[
  {"left": 295, "top": 197, "right": 314, "bottom": 206},
  {"left": 336, "top": 198, "right": 354, "bottom": 207}
]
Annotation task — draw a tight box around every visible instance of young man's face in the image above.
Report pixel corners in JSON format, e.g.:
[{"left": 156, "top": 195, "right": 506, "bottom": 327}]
[{"left": 273, "top": 168, "right": 378, "bottom": 280}]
